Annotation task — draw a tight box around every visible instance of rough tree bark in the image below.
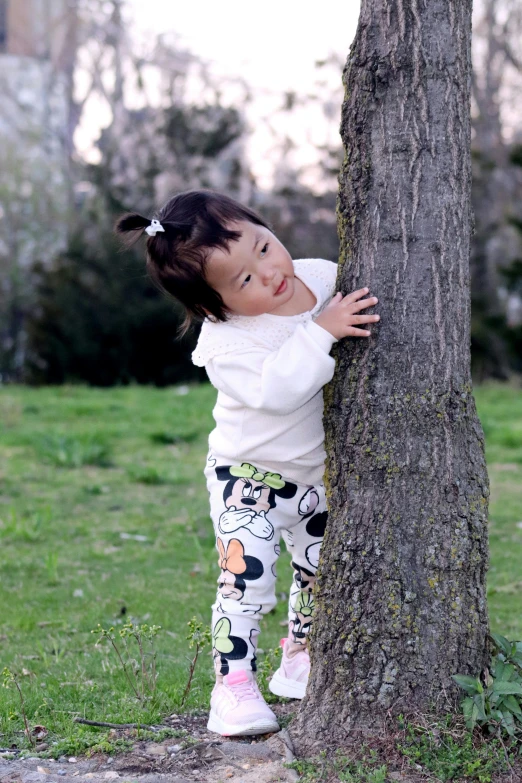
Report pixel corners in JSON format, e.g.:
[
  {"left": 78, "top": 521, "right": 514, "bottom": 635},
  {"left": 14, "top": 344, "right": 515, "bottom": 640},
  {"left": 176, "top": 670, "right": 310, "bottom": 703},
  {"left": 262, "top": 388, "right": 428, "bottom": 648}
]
[{"left": 294, "top": 0, "right": 490, "bottom": 746}]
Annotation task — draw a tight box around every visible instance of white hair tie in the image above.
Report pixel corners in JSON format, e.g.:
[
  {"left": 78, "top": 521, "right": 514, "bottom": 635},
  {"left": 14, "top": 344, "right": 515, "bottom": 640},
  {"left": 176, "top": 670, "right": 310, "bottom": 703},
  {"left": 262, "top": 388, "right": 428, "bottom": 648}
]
[{"left": 145, "top": 219, "right": 165, "bottom": 236}]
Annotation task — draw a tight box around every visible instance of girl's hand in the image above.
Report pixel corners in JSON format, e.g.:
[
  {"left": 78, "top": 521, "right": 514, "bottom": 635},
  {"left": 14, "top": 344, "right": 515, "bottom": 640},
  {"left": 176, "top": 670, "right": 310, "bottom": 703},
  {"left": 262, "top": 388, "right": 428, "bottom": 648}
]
[{"left": 314, "top": 287, "right": 380, "bottom": 340}]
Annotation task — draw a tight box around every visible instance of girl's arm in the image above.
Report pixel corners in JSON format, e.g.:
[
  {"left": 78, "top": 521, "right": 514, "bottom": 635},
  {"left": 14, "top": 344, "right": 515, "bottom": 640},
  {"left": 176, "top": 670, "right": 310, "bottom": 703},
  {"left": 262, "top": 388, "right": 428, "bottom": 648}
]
[{"left": 205, "top": 320, "right": 336, "bottom": 415}]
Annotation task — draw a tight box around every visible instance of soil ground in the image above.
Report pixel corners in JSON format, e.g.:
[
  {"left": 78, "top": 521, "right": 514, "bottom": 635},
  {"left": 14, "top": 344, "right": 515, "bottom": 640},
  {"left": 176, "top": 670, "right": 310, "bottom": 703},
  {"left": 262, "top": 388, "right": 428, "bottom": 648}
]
[
  {"left": 2, "top": 703, "right": 522, "bottom": 783},
  {"left": 0, "top": 707, "right": 298, "bottom": 783}
]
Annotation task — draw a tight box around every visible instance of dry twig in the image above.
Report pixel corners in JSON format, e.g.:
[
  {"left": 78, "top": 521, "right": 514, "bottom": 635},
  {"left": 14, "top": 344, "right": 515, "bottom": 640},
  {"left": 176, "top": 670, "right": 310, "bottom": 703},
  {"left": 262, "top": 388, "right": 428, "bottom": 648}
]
[
  {"left": 279, "top": 729, "right": 299, "bottom": 782},
  {"left": 73, "top": 718, "right": 162, "bottom": 731}
]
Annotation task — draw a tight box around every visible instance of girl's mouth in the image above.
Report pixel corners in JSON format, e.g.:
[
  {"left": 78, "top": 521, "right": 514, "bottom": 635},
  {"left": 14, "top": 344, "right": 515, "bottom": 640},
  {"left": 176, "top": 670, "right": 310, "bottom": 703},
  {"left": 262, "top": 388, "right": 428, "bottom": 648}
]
[{"left": 275, "top": 279, "right": 287, "bottom": 295}]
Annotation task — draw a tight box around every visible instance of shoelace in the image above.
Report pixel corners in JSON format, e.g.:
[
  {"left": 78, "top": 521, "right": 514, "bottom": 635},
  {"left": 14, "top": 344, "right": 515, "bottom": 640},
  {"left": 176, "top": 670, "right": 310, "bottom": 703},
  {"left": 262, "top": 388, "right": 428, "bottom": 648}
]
[{"left": 228, "top": 679, "right": 258, "bottom": 702}]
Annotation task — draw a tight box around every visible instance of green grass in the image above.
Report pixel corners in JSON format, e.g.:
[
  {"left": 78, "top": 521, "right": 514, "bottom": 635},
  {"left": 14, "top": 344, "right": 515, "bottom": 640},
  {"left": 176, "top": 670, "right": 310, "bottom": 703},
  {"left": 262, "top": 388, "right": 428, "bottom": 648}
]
[
  {"left": 0, "top": 381, "right": 521, "bottom": 762},
  {"left": 478, "top": 384, "right": 522, "bottom": 639},
  {"left": 289, "top": 718, "right": 512, "bottom": 782},
  {"left": 0, "top": 384, "right": 294, "bottom": 753}
]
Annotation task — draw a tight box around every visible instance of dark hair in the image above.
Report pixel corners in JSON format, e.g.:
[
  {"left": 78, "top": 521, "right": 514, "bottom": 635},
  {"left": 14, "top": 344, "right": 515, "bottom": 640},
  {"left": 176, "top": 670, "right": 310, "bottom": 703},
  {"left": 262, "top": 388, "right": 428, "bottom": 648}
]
[{"left": 114, "top": 190, "right": 270, "bottom": 333}]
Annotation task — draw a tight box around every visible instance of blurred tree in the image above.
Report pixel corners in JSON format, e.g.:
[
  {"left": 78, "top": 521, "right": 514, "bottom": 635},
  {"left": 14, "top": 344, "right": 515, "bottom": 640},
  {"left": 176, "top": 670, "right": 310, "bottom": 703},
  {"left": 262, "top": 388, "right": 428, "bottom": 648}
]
[
  {"left": 0, "top": 0, "right": 72, "bottom": 381},
  {"left": 255, "top": 53, "right": 344, "bottom": 265},
  {"left": 23, "top": 0, "right": 255, "bottom": 385},
  {"left": 470, "top": 0, "right": 522, "bottom": 377},
  {"left": 25, "top": 224, "right": 204, "bottom": 386}
]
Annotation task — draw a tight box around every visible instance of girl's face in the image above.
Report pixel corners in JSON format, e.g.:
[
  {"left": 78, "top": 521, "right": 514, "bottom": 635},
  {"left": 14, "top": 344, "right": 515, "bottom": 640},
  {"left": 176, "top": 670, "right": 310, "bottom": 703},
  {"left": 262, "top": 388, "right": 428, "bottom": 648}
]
[{"left": 205, "top": 221, "right": 295, "bottom": 317}]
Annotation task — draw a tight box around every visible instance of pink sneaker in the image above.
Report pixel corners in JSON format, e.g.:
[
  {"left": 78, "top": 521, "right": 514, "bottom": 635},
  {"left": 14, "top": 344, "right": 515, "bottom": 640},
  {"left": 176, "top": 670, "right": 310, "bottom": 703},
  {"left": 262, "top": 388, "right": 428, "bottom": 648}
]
[
  {"left": 207, "top": 669, "right": 280, "bottom": 737},
  {"left": 268, "top": 638, "right": 310, "bottom": 699}
]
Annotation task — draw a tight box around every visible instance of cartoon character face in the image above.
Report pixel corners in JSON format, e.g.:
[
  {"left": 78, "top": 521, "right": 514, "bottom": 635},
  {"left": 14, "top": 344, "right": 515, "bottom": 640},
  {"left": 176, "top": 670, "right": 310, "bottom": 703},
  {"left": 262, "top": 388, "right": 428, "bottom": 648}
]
[
  {"left": 306, "top": 511, "right": 328, "bottom": 538},
  {"left": 218, "top": 570, "right": 244, "bottom": 600},
  {"left": 292, "top": 561, "right": 316, "bottom": 593},
  {"left": 249, "top": 628, "right": 260, "bottom": 673},
  {"left": 305, "top": 541, "right": 321, "bottom": 569},
  {"left": 217, "top": 538, "right": 263, "bottom": 601},
  {"left": 225, "top": 478, "right": 273, "bottom": 513},
  {"left": 290, "top": 592, "right": 315, "bottom": 646},
  {"left": 298, "top": 487, "right": 320, "bottom": 517},
  {"left": 216, "top": 464, "right": 297, "bottom": 512},
  {"left": 212, "top": 617, "right": 249, "bottom": 676}
]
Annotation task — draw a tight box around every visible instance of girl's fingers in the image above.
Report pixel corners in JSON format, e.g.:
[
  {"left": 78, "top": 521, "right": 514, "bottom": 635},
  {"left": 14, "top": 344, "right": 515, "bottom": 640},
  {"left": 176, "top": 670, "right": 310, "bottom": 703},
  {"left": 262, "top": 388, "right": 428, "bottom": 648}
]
[
  {"left": 348, "top": 327, "right": 372, "bottom": 337},
  {"left": 349, "top": 314, "right": 380, "bottom": 324},
  {"left": 346, "top": 296, "right": 379, "bottom": 314},
  {"left": 343, "top": 287, "right": 371, "bottom": 304}
]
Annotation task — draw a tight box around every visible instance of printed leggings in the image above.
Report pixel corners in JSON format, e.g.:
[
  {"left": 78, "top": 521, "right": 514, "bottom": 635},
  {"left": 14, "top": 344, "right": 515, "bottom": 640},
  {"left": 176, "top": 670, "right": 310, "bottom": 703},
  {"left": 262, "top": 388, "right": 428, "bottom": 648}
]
[{"left": 205, "top": 454, "right": 327, "bottom": 676}]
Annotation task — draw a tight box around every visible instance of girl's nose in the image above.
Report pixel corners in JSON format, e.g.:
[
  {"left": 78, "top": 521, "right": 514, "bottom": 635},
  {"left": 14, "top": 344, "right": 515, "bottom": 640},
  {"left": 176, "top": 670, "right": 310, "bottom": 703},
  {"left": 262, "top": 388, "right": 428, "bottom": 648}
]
[{"left": 261, "top": 266, "right": 276, "bottom": 285}]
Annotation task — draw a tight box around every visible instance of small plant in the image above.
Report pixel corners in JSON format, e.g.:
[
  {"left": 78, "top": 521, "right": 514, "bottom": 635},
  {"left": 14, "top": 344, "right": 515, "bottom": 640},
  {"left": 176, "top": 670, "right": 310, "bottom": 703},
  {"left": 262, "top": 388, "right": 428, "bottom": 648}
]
[
  {"left": 397, "top": 714, "right": 507, "bottom": 782},
  {"left": 126, "top": 466, "right": 167, "bottom": 485},
  {"left": 139, "top": 727, "right": 187, "bottom": 742},
  {"left": 48, "top": 735, "right": 133, "bottom": 760},
  {"left": 45, "top": 551, "right": 59, "bottom": 585},
  {"left": 181, "top": 618, "right": 211, "bottom": 707},
  {"left": 84, "top": 484, "right": 109, "bottom": 495},
  {"left": 2, "top": 668, "right": 34, "bottom": 747},
  {"left": 0, "top": 506, "right": 50, "bottom": 542},
  {"left": 288, "top": 747, "right": 388, "bottom": 783},
  {"left": 452, "top": 633, "right": 522, "bottom": 743},
  {"left": 149, "top": 430, "right": 198, "bottom": 445},
  {"left": 92, "top": 622, "right": 162, "bottom": 703},
  {"left": 36, "top": 433, "right": 112, "bottom": 468}
]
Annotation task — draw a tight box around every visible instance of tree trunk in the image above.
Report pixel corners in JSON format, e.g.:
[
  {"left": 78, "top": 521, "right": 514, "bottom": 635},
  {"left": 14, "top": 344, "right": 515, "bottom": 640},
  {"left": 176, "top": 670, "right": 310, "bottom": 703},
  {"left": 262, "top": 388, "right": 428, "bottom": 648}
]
[{"left": 294, "top": 0, "right": 490, "bottom": 746}]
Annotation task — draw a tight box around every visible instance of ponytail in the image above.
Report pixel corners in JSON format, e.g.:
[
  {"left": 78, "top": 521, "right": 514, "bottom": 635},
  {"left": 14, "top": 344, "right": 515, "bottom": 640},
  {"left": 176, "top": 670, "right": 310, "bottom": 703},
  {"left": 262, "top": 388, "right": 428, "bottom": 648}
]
[
  {"left": 114, "top": 212, "right": 151, "bottom": 248},
  {"left": 114, "top": 212, "right": 193, "bottom": 249}
]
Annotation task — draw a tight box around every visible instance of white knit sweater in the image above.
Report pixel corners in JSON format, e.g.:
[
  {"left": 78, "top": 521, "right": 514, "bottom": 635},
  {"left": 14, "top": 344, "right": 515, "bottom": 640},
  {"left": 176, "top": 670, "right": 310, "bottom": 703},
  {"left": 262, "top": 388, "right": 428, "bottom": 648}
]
[{"left": 192, "top": 258, "right": 338, "bottom": 485}]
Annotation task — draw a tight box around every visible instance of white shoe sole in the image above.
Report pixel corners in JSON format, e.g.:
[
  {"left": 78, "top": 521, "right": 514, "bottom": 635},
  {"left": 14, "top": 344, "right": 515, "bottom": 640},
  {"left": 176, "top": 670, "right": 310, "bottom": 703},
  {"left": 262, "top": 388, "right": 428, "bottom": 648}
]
[
  {"left": 268, "top": 668, "right": 307, "bottom": 699},
  {"left": 207, "top": 711, "right": 280, "bottom": 737}
]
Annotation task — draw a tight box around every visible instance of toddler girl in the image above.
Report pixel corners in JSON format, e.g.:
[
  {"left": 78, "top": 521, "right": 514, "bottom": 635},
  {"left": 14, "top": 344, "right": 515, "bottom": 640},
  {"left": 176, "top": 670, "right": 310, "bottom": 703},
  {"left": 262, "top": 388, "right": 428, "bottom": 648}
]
[{"left": 115, "top": 190, "right": 379, "bottom": 737}]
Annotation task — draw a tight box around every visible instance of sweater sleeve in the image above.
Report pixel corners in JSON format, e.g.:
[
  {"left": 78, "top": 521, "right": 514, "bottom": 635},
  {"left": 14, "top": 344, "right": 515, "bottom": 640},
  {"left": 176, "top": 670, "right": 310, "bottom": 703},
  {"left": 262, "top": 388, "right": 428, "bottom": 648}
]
[{"left": 205, "top": 320, "right": 337, "bottom": 416}]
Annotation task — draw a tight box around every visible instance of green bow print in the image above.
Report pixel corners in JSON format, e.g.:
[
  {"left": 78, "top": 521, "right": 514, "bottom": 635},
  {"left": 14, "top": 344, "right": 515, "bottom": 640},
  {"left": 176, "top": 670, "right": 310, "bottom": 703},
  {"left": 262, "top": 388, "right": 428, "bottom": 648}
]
[
  {"left": 213, "top": 617, "right": 234, "bottom": 654},
  {"left": 229, "top": 462, "right": 285, "bottom": 490},
  {"left": 294, "top": 592, "right": 315, "bottom": 617}
]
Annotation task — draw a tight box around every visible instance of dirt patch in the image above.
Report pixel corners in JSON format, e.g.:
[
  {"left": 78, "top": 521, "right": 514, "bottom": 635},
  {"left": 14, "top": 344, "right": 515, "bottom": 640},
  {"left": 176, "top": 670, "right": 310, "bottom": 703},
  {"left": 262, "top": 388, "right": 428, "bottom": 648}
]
[
  {"left": 2, "top": 705, "right": 521, "bottom": 783},
  {"left": 0, "top": 734, "right": 294, "bottom": 783},
  {"left": 0, "top": 708, "right": 297, "bottom": 783}
]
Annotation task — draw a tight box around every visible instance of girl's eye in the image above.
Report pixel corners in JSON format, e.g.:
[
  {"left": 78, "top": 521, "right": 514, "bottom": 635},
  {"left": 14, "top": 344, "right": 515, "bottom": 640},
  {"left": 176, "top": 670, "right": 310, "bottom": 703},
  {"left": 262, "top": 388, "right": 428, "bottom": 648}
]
[
  {"left": 260, "top": 243, "right": 269, "bottom": 257},
  {"left": 241, "top": 275, "right": 251, "bottom": 289}
]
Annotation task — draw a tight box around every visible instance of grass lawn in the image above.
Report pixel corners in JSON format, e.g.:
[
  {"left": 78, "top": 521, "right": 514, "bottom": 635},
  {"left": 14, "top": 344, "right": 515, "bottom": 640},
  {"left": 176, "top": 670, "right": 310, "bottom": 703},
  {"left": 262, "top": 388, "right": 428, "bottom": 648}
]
[{"left": 0, "top": 382, "right": 521, "bottom": 758}]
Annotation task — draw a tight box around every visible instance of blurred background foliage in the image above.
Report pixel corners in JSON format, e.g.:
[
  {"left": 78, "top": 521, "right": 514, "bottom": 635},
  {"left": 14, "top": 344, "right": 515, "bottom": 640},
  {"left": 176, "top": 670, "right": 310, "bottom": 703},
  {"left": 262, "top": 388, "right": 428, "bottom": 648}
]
[{"left": 0, "top": 0, "right": 521, "bottom": 386}]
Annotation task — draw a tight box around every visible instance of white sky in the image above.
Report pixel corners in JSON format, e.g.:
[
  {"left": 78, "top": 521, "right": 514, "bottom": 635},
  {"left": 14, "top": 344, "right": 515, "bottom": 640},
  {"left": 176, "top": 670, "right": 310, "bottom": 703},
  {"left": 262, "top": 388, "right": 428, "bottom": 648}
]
[
  {"left": 75, "top": 1, "right": 361, "bottom": 187},
  {"left": 127, "top": 0, "right": 360, "bottom": 93}
]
